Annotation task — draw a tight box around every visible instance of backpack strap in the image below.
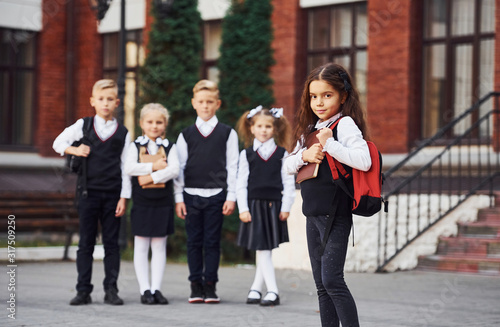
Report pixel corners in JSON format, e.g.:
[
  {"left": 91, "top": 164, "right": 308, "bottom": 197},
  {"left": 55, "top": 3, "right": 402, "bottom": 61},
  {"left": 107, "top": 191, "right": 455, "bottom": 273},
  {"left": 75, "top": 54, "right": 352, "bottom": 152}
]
[{"left": 79, "top": 117, "right": 94, "bottom": 199}]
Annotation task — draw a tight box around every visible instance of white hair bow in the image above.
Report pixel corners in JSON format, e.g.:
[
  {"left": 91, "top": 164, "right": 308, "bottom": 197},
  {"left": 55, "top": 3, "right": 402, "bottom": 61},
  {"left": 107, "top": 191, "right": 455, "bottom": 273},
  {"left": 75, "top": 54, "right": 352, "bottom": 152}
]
[
  {"left": 247, "top": 105, "right": 263, "bottom": 119},
  {"left": 270, "top": 107, "right": 283, "bottom": 118}
]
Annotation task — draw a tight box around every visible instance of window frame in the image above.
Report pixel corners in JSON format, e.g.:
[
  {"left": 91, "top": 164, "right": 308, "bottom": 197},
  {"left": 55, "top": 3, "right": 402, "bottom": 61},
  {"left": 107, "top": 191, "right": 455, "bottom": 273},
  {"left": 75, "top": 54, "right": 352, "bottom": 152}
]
[
  {"left": 305, "top": 2, "right": 368, "bottom": 84},
  {"left": 421, "top": 0, "right": 495, "bottom": 140},
  {"left": 0, "top": 28, "right": 37, "bottom": 150}
]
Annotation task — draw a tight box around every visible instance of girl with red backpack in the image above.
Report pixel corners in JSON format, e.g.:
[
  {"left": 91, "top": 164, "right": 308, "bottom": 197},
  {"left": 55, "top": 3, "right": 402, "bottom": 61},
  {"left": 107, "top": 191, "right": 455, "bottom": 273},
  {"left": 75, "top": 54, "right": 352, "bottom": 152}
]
[{"left": 284, "top": 63, "right": 371, "bottom": 327}]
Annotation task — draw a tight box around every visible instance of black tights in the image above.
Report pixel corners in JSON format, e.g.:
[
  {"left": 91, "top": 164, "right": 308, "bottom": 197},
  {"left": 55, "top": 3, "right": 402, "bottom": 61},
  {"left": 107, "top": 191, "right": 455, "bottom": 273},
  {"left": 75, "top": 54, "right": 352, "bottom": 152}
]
[{"left": 306, "top": 215, "right": 359, "bottom": 327}]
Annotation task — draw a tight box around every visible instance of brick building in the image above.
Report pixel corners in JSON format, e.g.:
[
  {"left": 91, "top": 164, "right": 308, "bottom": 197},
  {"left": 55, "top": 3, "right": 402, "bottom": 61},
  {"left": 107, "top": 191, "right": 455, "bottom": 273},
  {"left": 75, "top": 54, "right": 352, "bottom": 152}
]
[{"left": 1, "top": 0, "right": 499, "bottom": 162}]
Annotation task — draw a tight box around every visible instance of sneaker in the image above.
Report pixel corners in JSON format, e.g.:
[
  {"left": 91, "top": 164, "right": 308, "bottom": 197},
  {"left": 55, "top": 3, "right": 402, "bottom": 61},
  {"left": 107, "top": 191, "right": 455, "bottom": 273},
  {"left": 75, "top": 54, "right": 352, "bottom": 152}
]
[
  {"left": 188, "top": 282, "right": 204, "bottom": 303},
  {"left": 70, "top": 292, "right": 91, "bottom": 305},
  {"left": 104, "top": 288, "right": 124, "bottom": 305},
  {"left": 204, "top": 282, "right": 220, "bottom": 304}
]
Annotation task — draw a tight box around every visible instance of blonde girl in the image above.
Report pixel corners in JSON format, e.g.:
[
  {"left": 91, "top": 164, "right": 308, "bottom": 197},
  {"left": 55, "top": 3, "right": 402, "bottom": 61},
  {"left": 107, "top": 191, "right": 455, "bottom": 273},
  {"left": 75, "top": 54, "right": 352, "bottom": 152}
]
[
  {"left": 124, "top": 103, "right": 179, "bottom": 305},
  {"left": 235, "top": 106, "right": 295, "bottom": 306}
]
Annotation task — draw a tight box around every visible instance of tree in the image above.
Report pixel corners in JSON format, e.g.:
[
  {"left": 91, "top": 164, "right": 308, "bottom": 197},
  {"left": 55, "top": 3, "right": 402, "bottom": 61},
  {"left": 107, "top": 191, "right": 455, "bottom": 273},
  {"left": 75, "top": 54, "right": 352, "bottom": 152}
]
[
  {"left": 218, "top": 0, "right": 275, "bottom": 126},
  {"left": 138, "top": 0, "right": 202, "bottom": 140}
]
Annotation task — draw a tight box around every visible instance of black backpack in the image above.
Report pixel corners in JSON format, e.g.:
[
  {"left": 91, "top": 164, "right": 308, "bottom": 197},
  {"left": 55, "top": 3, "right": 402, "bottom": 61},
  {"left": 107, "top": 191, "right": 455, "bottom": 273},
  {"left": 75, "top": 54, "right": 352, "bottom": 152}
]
[{"left": 66, "top": 117, "right": 93, "bottom": 174}]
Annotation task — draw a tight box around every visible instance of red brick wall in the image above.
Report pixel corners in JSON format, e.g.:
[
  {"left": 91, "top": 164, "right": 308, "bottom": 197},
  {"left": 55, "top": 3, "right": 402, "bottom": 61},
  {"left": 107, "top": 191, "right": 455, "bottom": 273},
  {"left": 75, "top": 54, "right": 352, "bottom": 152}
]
[
  {"left": 36, "top": 0, "right": 68, "bottom": 156},
  {"left": 366, "top": 0, "right": 412, "bottom": 153},
  {"left": 37, "top": 0, "right": 102, "bottom": 157},
  {"left": 271, "top": 0, "right": 303, "bottom": 124},
  {"left": 74, "top": 0, "right": 102, "bottom": 120}
]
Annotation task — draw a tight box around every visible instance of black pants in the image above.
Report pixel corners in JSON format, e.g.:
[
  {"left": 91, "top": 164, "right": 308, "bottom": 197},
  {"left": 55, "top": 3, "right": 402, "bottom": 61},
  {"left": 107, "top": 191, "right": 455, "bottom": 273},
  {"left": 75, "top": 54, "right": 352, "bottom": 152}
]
[
  {"left": 184, "top": 191, "right": 225, "bottom": 283},
  {"left": 306, "top": 215, "right": 359, "bottom": 327},
  {"left": 76, "top": 190, "right": 121, "bottom": 293}
]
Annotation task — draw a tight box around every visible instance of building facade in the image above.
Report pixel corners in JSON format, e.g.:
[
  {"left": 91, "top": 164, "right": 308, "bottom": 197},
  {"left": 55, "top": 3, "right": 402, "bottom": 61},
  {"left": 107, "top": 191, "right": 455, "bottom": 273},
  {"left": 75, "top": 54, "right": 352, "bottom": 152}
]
[{"left": 1, "top": 0, "right": 499, "bottom": 160}]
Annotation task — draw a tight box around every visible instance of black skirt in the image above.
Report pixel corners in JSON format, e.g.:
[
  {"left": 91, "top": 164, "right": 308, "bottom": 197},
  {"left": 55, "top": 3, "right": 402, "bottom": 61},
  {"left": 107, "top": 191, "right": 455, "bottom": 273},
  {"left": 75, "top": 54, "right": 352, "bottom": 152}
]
[
  {"left": 237, "top": 199, "right": 289, "bottom": 251},
  {"left": 131, "top": 204, "right": 174, "bottom": 237}
]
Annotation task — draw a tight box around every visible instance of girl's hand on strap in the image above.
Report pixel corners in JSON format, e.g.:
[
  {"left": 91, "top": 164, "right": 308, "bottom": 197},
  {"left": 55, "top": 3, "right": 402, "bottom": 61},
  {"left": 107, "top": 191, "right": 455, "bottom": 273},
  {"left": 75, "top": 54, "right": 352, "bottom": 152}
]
[
  {"left": 302, "top": 143, "right": 324, "bottom": 164},
  {"left": 317, "top": 128, "right": 333, "bottom": 147},
  {"left": 239, "top": 211, "right": 251, "bottom": 223},
  {"left": 279, "top": 212, "right": 290, "bottom": 221}
]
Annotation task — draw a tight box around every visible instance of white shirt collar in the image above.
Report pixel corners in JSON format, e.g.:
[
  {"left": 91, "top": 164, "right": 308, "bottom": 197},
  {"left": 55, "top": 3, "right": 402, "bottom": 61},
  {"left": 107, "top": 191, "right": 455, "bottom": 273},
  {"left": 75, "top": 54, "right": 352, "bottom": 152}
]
[
  {"left": 94, "top": 114, "right": 116, "bottom": 126},
  {"left": 253, "top": 138, "right": 276, "bottom": 160},
  {"left": 196, "top": 115, "right": 218, "bottom": 128},
  {"left": 315, "top": 112, "right": 342, "bottom": 129}
]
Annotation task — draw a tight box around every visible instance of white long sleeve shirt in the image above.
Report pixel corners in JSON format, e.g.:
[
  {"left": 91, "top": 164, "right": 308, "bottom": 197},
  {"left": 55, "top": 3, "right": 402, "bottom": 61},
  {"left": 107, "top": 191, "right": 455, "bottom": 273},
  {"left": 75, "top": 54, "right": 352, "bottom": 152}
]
[
  {"left": 124, "top": 136, "right": 180, "bottom": 184},
  {"left": 284, "top": 113, "right": 371, "bottom": 174},
  {"left": 236, "top": 138, "right": 296, "bottom": 213},
  {"left": 174, "top": 116, "right": 239, "bottom": 203},
  {"left": 52, "top": 115, "right": 132, "bottom": 199}
]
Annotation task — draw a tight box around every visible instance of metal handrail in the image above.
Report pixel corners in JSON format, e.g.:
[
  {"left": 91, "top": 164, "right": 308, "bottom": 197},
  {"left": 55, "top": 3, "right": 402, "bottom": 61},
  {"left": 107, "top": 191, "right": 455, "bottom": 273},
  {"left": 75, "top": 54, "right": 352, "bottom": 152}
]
[{"left": 376, "top": 92, "right": 500, "bottom": 272}]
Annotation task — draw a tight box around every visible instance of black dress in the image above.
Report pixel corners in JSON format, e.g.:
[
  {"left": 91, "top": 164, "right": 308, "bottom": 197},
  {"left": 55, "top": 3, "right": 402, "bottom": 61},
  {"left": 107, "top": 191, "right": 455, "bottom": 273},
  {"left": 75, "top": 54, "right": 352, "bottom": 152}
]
[
  {"left": 130, "top": 141, "right": 175, "bottom": 237},
  {"left": 236, "top": 146, "right": 289, "bottom": 250}
]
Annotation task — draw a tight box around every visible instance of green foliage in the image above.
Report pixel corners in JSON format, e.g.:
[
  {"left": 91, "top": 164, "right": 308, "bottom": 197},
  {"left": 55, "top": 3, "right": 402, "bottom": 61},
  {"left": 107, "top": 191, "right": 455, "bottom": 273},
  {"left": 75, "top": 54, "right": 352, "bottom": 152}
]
[
  {"left": 138, "top": 0, "right": 202, "bottom": 140},
  {"left": 218, "top": 0, "right": 275, "bottom": 126}
]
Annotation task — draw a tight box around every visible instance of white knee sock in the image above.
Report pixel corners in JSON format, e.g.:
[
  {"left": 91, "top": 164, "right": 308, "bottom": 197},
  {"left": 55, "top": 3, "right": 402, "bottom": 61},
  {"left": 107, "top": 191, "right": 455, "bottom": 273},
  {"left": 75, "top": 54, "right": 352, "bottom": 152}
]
[
  {"left": 150, "top": 236, "right": 167, "bottom": 293},
  {"left": 134, "top": 236, "right": 151, "bottom": 294},
  {"left": 258, "top": 250, "right": 278, "bottom": 301}
]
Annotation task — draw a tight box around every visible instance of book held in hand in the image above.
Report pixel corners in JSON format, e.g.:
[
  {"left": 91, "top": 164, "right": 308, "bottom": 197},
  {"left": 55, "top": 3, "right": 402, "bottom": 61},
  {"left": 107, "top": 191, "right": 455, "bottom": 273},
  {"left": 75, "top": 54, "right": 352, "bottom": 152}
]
[
  {"left": 296, "top": 130, "right": 321, "bottom": 184},
  {"left": 139, "top": 148, "right": 167, "bottom": 189}
]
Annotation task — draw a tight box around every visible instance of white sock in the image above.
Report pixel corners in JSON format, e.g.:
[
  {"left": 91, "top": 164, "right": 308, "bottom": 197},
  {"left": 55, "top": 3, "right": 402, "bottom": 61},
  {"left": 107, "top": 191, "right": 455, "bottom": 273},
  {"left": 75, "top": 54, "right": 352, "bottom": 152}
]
[
  {"left": 249, "top": 252, "right": 264, "bottom": 298},
  {"left": 134, "top": 236, "right": 151, "bottom": 294},
  {"left": 258, "top": 250, "right": 278, "bottom": 301},
  {"left": 150, "top": 236, "right": 167, "bottom": 293}
]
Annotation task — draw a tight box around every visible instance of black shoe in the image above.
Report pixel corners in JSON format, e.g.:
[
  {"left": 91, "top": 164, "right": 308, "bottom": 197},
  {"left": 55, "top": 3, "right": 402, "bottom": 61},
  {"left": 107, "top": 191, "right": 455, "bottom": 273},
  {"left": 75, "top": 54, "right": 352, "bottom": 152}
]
[
  {"left": 204, "top": 282, "right": 220, "bottom": 304},
  {"left": 141, "top": 290, "right": 155, "bottom": 305},
  {"left": 104, "top": 289, "right": 124, "bottom": 305},
  {"left": 246, "top": 290, "right": 262, "bottom": 304},
  {"left": 188, "top": 282, "right": 204, "bottom": 303},
  {"left": 70, "top": 292, "right": 91, "bottom": 305},
  {"left": 153, "top": 290, "right": 169, "bottom": 305},
  {"left": 260, "top": 292, "right": 280, "bottom": 306}
]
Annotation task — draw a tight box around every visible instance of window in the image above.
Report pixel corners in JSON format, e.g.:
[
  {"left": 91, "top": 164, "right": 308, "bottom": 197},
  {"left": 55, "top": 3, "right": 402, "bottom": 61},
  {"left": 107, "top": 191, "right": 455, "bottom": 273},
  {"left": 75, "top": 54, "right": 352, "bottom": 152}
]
[
  {"left": 103, "top": 30, "right": 144, "bottom": 136},
  {"left": 0, "top": 28, "right": 36, "bottom": 147},
  {"left": 422, "top": 0, "right": 495, "bottom": 138},
  {"left": 306, "top": 2, "right": 368, "bottom": 107},
  {"left": 203, "top": 20, "right": 222, "bottom": 83}
]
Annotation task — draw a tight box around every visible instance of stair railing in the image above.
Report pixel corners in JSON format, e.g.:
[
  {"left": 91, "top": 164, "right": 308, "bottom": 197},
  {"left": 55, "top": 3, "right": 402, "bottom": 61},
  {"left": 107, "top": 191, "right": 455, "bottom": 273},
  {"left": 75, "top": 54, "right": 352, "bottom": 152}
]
[{"left": 376, "top": 92, "right": 500, "bottom": 272}]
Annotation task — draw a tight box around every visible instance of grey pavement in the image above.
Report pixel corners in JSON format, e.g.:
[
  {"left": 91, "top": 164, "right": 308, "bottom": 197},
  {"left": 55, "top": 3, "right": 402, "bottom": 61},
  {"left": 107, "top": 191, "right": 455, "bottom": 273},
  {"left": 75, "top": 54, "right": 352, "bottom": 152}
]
[{"left": 1, "top": 260, "right": 499, "bottom": 327}]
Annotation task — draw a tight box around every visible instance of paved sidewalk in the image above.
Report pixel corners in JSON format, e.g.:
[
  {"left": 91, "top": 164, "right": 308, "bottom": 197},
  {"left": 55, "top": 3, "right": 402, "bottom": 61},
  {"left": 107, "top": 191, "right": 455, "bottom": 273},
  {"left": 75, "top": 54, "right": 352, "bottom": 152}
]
[{"left": 1, "top": 261, "right": 499, "bottom": 327}]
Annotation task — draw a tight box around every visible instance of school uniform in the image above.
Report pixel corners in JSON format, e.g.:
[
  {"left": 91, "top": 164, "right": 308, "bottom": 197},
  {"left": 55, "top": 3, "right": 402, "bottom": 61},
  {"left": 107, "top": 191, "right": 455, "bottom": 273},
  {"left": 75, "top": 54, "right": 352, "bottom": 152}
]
[
  {"left": 284, "top": 113, "right": 370, "bottom": 327},
  {"left": 236, "top": 138, "right": 295, "bottom": 250},
  {"left": 174, "top": 115, "right": 239, "bottom": 284},
  {"left": 124, "top": 136, "right": 179, "bottom": 237},
  {"left": 53, "top": 115, "right": 131, "bottom": 294}
]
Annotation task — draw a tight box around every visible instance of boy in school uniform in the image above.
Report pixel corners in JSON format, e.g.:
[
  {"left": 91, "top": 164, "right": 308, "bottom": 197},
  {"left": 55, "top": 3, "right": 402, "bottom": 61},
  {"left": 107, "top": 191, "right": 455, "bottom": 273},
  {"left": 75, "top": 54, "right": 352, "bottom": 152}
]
[
  {"left": 175, "top": 80, "right": 239, "bottom": 304},
  {"left": 53, "top": 79, "right": 131, "bottom": 306}
]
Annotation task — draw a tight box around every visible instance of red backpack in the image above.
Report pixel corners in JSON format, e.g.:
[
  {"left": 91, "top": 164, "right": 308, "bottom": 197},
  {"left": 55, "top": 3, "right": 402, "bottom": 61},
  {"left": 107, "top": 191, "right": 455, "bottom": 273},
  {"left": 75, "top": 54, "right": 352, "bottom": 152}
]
[{"left": 327, "top": 118, "right": 384, "bottom": 217}]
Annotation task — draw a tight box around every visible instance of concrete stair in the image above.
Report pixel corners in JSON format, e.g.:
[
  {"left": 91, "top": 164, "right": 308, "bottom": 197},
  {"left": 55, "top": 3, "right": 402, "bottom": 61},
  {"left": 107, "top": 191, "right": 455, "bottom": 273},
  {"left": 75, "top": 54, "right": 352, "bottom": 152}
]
[{"left": 417, "top": 193, "right": 500, "bottom": 276}]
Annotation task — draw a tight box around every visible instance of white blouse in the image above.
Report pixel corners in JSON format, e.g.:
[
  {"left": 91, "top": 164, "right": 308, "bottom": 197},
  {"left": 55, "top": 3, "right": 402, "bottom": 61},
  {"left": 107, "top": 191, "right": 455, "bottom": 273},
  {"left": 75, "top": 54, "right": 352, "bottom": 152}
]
[
  {"left": 236, "top": 138, "right": 296, "bottom": 213},
  {"left": 284, "top": 113, "right": 371, "bottom": 174},
  {"left": 124, "top": 136, "right": 180, "bottom": 185}
]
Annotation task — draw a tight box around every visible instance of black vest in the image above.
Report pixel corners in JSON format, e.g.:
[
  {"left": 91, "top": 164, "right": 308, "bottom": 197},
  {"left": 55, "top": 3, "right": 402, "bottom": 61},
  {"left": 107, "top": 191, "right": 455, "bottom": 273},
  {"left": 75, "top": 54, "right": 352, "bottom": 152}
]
[
  {"left": 300, "top": 126, "right": 353, "bottom": 217},
  {"left": 86, "top": 122, "right": 128, "bottom": 193},
  {"left": 246, "top": 146, "right": 285, "bottom": 201},
  {"left": 131, "top": 141, "right": 174, "bottom": 207},
  {"left": 183, "top": 123, "right": 232, "bottom": 189}
]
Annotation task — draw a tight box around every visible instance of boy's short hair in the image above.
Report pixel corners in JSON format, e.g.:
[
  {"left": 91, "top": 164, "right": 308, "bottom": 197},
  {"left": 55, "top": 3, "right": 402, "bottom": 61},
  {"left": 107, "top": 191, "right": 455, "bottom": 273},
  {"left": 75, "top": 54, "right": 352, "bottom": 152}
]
[
  {"left": 193, "top": 79, "right": 219, "bottom": 98},
  {"left": 92, "top": 79, "right": 118, "bottom": 96}
]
